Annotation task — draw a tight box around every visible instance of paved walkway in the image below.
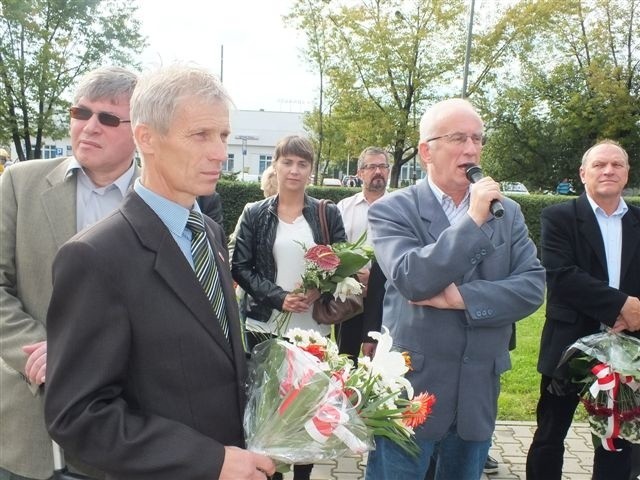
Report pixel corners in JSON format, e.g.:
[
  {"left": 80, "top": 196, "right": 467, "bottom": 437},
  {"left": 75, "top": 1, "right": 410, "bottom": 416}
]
[{"left": 283, "top": 421, "right": 596, "bottom": 479}]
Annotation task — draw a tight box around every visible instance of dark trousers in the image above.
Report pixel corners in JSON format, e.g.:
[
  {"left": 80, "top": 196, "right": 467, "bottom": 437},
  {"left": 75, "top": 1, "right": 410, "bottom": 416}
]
[
  {"left": 336, "top": 313, "right": 364, "bottom": 361},
  {"left": 526, "top": 375, "right": 632, "bottom": 480}
]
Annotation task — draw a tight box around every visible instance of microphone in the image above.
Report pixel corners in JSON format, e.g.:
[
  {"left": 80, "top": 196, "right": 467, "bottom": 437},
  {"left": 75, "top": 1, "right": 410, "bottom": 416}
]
[{"left": 465, "top": 165, "right": 505, "bottom": 218}]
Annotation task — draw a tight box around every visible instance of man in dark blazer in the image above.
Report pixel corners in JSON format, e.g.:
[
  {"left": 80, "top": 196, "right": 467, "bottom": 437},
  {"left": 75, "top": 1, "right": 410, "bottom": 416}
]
[
  {"left": 44, "top": 64, "right": 275, "bottom": 480},
  {"left": 526, "top": 140, "right": 640, "bottom": 480}
]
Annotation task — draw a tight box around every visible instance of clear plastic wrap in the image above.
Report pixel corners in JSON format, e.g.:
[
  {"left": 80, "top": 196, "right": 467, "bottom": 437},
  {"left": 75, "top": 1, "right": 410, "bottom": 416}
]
[
  {"left": 562, "top": 331, "right": 640, "bottom": 449},
  {"left": 244, "top": 338, "right": 373, "bottom": 464}
]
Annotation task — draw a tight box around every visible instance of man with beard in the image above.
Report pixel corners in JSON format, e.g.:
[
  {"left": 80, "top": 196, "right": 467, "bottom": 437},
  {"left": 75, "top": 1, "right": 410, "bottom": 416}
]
[{"left": 336, "top": 146, "right": 390, "bottom": 360}]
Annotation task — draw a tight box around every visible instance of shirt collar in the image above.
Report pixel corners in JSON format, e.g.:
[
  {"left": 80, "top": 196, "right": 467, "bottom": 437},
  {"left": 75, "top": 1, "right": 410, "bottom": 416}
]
[
  {"left": 427, "top": 176, "right": 469, "bottom": 206},
  {"left": 585, "top": 193, "right": 628, "bottom": 218},
  {"left": 354, "top": 190, "right": 387, "bottom": 205},
  {"left": 65, "top": 156, "right": 135, "bottom": 196},
  {"left": 133, "top": 178, "right": 201, "bottom": 237}
]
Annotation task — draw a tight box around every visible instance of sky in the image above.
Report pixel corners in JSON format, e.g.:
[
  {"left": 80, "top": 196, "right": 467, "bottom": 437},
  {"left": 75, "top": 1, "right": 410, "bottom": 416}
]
[{"left": 135, "top": 0, "right": 316, "bottom": 112}]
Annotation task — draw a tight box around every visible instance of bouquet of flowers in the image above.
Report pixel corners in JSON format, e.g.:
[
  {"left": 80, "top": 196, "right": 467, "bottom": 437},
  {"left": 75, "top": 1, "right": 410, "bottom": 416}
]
[
  {"left": 299, "top": 231, "right": 374, "bottom": 300},
  {"left": 563, "top": 331, "right": 640, "bottom": 450},
  {"left": 275, "top": 232, "right": 374, "bottom": 332},
  {"left": 244, "top": 327, "right": 435, "bottom": 467}
]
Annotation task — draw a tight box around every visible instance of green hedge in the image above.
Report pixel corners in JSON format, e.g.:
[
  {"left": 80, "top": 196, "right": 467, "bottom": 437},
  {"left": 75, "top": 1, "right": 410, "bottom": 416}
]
[
  {"left": 215, "top": 180, "right": 361, "bottom": 235},
  {"left": 216, "top": 179, "right": 640, "bottom": 252}
]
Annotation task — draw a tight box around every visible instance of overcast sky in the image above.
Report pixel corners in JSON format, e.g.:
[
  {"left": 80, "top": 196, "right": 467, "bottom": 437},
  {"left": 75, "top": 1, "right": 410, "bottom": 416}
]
[{"left": 135, "top": 0, "right": 316, "bottom": 112}]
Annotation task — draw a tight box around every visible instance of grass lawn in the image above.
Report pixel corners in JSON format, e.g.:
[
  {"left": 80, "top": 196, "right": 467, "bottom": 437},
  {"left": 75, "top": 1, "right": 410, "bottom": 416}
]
[{"left": 498, "top": 304, "right": 587, "bottom": 422}]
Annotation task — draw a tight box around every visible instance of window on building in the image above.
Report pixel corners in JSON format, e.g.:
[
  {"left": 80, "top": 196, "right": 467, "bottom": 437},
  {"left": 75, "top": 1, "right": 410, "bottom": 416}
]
[
  {"left": 399, "top": 162, "right": 425, "bottom": 184},
  {"left": 259, "top": 155, "right": 273, "bottom": 174},
  {"left": 223, "top": 153, "right": 234, "bottom": 172},
  {"left": 43, "top": 145, "right": 58, "bottom": 159}
]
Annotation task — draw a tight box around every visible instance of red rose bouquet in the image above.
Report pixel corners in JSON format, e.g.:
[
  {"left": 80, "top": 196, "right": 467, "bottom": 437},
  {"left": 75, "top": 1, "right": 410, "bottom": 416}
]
[
  {"left": 244, "top": 327, "right": 435, "bottom": 469},
  {"left": 274, "top": 232, "right": 374, "bottom": 332}
]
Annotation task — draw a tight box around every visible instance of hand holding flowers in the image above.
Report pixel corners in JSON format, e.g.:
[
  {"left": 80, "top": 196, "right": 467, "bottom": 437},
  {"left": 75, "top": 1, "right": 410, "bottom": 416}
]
[
  {"left": 244, "top": 327, "right": 435, "bottom": 466},
  {"left": 275, "top": 232, "right": 374, "bottom": 332}
]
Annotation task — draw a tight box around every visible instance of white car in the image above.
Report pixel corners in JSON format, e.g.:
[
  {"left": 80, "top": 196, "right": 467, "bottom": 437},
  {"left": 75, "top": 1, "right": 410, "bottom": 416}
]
[
  {"left": 322, "top": 178, "right": 342, "bottom": 187},
  {"left": 501, "top": 182, "right": 530, "bottom": 195}
]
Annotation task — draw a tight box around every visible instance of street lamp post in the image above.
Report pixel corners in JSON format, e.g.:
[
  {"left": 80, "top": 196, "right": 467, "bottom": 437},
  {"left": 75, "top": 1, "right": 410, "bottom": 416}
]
[
  {"left": 235, "top": 135, "right": 259, "bottom": 180},
  {"left": 462, "top": 0, "right": 476, "bottom": 98}
]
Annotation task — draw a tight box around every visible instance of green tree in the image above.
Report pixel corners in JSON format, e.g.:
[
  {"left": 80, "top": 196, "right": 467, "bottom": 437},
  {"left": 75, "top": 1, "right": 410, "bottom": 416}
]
[
  {"left": 0, "top": 0, "right": 145, "bottom": 161},
  {"left": 286, "top": 0, "right": 334, "bottom": 185},
  {"left": 480, "top": 0, "right": 640, "bottom": 190},
  {"left": 289, "top": 0, "right": 466, "bottom": 187}
]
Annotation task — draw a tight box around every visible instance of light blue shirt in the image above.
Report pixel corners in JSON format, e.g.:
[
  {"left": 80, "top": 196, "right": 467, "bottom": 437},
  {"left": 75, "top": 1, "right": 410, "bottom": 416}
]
[
  {"left": 133, "top": 179, "right": 200, "bottom": 269},
  {"left": 66, "top": 157, "right": 136, "bottom": 231},
  {"left": 586, "top": 194, "right": 628, "bottom": 289},
  {"left": 428, "top": 176, "right": 470, "bottom": 226}
]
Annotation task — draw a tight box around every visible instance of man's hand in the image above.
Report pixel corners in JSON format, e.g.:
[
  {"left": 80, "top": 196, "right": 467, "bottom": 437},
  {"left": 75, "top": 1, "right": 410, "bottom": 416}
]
[
  {"left": 219, "top": 446, "right": 276, "bottom": 479},
  {"left": 615, "top": 296, "right": 640, "bottom": 332},
  {"left": 467, "top": 176, "right": 502, "bottom": 226},
  {"left": 410, "top": 283, "right": 465, "bottom": 310},
  {"left": 22, "top": 340, "right": 47, "bottom": 385},
  {"left": 357, "top": 268, "right": 370, "bottom": 297}
]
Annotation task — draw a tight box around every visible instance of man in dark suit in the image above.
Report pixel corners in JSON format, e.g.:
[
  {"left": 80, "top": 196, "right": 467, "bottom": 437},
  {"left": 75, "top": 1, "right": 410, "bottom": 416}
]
[
  {"left": 44, "top": 64, "right": 275, "bottom": 480},
  {"left": 526, "top": 139, "right": 640, "bottom": 480}
]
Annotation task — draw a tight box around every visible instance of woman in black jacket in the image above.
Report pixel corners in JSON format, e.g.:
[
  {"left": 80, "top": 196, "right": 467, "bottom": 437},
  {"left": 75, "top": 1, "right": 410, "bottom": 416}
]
[{"left": 231, "top": 135, "right": 346, "bottom": 480}]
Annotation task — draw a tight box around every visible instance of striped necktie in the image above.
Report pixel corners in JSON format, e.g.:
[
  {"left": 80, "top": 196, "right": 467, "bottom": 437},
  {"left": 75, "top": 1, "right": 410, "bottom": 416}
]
[{"left": 186, "top": 211, "right": 229, "bottom": 340}]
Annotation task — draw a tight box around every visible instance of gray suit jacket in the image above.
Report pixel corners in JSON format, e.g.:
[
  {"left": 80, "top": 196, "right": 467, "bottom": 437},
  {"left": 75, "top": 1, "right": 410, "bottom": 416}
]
[
  {"left": 368, "top": 181, "right": 545, "bottom": 442},
  {"left": 0, "top": 157, "right": 138, "bottom": 478}
]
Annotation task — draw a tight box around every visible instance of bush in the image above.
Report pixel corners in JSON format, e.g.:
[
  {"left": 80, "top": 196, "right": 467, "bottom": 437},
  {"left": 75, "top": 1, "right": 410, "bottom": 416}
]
[
  {"left": 216, "top": 180, "right": 360, "bottom": 236},
  {"left": 216, "top": 180, "right": 640, "bottom": 252}
]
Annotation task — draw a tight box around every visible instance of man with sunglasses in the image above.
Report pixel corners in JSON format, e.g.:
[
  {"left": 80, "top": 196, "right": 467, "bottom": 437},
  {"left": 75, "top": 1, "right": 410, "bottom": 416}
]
[
  {"left": 365, "top": 98, "right": 545, "bottom": 479},
  {"left": 0, "top": 66, "right": 139, "bottom": 480},
  {"left": 335, "top": 146, "right": 389, "bottom": 361}
]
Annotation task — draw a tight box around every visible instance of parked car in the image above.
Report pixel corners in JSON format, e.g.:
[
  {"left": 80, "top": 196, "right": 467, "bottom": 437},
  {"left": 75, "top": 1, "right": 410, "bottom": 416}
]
[
  {"left": 501, "top": 181, "right": 530, "bottom": 195},
  {"left": 322, "top": 178, "right": 342, "bottom": 187}
]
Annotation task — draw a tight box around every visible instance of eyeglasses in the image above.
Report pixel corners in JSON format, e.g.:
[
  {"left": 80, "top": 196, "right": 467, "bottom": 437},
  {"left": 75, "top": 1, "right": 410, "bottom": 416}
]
[
  {"left": 426, "top": 132, "right": 486, "bottom": 146},
  {"left": 360, "top": 163, "right": 390, "bottom": 171},
  {"left": 69, "top": 106, "right": 131, "bottom": 128}
]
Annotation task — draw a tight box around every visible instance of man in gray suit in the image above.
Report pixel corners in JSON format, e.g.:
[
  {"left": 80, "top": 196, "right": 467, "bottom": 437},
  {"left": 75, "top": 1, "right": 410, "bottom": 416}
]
[
  {"left": 365, "top": 98, "right": 545, "bottom": 480},
  {"left": 0, "top": 66, "right": 139, "bottom": 479}
]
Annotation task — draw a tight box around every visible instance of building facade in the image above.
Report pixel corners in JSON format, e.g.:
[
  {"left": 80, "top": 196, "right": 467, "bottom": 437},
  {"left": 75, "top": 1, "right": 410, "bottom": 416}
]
[{"left": 9, "top": 109, "right": 306, "bottom": 180}]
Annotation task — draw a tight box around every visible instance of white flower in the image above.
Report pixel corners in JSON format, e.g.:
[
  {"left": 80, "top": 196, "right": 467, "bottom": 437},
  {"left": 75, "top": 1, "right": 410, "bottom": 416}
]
[
  {"left": 333, "top": 277, "right": 363, "bottom": 302},
  {"left": 285, "top": 328, "right": 327, "bottom": 348},
  {"left": 367, "top": 327, "right": 414, "bottom": 399}
]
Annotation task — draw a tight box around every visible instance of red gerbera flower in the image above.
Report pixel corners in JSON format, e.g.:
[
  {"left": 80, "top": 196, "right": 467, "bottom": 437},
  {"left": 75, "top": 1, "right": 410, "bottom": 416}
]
[
  {"left": 304, "top": 244, "right": 340, "bottom": 272},
  {"left": 402, "top": 392, "right": 436, "bottom": 429},
  {"left": 302, "top": 344, "right": 326, "bottom": 361}
]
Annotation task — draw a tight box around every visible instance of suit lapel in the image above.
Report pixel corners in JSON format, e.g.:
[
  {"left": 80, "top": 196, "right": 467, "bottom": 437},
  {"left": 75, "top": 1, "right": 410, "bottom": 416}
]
[
  {"left": 417, "top": 182, "right": 449, "bottom": 242},
  {"left": 122, "top": 193, "right": 234, "bottom": 360},
  {"left": 576, "top": 195, "right": 608, "bottom": 274},
  {"left": 41, "top": 158, "right": 77, "bottom": 246},
  {"left": 620, "top": 207, "right": 640, "bottom": 282}
]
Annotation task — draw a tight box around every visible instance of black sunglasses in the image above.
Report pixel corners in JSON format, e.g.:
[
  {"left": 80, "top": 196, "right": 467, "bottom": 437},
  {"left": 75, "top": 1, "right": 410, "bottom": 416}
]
[{"left": 69, "top": 106, "right": 131, "bottom": 128}]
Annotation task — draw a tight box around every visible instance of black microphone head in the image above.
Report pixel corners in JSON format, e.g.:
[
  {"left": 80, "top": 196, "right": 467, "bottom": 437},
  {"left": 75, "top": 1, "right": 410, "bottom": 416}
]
[{"left": 465, "top": 165, "right": 483, "bottom": 183}]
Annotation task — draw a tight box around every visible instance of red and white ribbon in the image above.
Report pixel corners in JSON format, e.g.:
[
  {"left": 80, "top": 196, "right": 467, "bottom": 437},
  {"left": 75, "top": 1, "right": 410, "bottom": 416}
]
[
  {"left": 588, "top": 363, "right": 639, "bottom": 451},
  {"left": 304, "top": 384, "right": 369, "bottom": 454}
]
